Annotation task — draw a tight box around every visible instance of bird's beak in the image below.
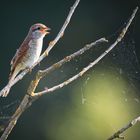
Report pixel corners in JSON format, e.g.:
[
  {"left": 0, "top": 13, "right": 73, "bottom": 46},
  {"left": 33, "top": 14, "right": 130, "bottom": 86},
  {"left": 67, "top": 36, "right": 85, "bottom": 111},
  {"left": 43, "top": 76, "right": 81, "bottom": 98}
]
[
  {"left": 40, "top": 27, "right": 51, "bottom": 35},
  {"left": 45, "top": 27, "right": 51, "bottom": 34}
]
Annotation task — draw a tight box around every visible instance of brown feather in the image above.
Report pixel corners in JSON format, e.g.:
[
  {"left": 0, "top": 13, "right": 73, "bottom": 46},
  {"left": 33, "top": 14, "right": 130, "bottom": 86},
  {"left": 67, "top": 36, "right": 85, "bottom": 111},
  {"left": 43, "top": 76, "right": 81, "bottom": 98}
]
[{"left": 9, "top": 35, "right": 31, "bottom": 79}]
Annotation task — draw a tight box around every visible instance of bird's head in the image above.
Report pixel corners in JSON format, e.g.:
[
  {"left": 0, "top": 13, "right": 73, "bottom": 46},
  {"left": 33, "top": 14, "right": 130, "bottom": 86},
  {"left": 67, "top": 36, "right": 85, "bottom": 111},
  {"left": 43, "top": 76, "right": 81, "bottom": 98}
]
[{"left": 30, "top": 23, "right": 51, "bottom": 39}]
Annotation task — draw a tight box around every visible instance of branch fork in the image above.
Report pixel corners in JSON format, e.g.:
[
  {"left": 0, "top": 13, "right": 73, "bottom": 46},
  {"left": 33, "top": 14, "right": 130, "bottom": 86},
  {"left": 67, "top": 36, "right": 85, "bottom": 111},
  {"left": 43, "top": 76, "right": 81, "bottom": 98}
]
[{"left": 0, "top": 2, "right": 139, "bottom": 140}]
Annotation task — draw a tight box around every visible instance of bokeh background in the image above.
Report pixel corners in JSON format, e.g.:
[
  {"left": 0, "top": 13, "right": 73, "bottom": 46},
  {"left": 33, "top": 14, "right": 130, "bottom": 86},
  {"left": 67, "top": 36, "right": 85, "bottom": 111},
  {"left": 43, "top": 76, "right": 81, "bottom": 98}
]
[{"left": 0, "top": 0, "right": 140, "bottom": 140}]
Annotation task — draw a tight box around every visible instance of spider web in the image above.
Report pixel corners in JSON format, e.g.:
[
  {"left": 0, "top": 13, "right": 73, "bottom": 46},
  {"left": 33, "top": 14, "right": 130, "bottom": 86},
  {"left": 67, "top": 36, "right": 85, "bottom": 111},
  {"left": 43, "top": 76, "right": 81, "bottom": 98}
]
[
  {"left": 80, "top": 22, "right": 140, "bottom": 104},
  {"left": 0, "top": 100, "right": 19, "bottom": 132},
  {"left": 110, "top": 24, "right": 140, "bottom": 82}
]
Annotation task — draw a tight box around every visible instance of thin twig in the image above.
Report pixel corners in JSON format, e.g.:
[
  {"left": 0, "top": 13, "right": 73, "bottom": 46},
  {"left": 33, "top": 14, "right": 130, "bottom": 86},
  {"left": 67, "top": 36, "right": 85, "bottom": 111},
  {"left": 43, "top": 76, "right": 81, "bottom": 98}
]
[
  {"left": 107, "top": 116, "right": 140, "bottom": 140},
  {"left": 39, "top": 38, "right": 107, "bottom": 77},
  {"left": 0, "top": 0, "right": 80, "bottom": 96},
  {"left": 27, "top": 38, "right": 108, "bottom": 96},
  {"left": 38, "top": 38, "right": 107, "bottom": 78},
  {"left": 34, "top": 6, "right": 138, "bottom": 96}
]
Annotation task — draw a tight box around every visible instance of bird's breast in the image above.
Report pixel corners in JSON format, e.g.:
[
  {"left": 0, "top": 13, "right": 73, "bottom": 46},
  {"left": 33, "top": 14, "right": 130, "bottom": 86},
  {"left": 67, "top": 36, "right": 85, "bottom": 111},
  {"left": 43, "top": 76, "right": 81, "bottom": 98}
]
[{"left": 24, "top": 39, "right": 43, "bottom": 66}]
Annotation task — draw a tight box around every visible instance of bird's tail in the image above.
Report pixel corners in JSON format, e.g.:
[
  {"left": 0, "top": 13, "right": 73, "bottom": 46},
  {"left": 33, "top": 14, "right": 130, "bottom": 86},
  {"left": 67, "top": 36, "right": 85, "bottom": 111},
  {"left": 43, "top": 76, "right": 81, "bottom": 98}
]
[{"left": 0, "top": 67, "right": 19, "bottom": 97}]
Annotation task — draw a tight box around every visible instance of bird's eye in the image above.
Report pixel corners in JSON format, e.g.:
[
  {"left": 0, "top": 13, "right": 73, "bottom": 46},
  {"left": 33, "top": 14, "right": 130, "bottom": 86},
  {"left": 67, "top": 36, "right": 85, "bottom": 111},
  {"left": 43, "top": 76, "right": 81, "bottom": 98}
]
[
  {"left": 32, "top": 27, "right": 41, "bottom": 32},
  {"left": 37, "top": 27, "right": 41, "bottom": 30}
]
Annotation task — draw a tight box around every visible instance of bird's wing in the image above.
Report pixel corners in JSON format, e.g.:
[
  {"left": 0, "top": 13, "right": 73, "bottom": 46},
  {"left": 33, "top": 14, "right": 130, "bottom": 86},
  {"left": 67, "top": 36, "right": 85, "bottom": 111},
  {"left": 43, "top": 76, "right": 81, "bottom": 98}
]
[{"left": 10, "top": 37, "right": 31, "bottom": 72}]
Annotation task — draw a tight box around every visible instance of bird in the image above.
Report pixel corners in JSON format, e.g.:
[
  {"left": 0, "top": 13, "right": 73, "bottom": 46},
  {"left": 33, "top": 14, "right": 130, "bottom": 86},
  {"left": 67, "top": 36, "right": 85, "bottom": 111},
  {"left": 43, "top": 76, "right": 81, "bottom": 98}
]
[{"left": 0, "top": 23, "right": 51, "bottom": 97}]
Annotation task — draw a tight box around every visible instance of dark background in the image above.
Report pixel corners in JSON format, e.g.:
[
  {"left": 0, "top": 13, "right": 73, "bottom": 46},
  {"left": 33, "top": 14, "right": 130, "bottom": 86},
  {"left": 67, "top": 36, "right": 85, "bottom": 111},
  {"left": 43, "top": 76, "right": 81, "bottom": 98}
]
[{"left": 0, "top": 0, "right": 140, "bottom": 140}]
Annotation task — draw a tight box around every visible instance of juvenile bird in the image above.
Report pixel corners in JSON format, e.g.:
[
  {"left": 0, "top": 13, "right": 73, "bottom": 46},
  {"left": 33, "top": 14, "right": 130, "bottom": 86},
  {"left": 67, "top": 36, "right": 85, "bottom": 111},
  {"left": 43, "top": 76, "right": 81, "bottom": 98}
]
[{"left": 0, "top": 23, "right": 50, "bottom": 97}]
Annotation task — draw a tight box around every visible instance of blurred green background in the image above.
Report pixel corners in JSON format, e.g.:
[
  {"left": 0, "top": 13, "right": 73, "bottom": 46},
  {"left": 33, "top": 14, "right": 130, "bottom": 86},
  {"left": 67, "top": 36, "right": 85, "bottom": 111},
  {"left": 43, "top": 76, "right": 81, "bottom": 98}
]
[{"left": 0, "top": 0, "right": 140, "bottom": 140}]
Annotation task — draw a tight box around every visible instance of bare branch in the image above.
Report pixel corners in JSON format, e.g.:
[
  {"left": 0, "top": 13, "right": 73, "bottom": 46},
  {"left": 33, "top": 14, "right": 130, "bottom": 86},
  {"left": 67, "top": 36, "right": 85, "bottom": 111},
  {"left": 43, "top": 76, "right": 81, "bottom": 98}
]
[
  {"left": 0, "top": 95, "right": 31, "bottom": 140},
  {"left": 0, "top": 0, "right": 80, "bottom": 96},
  {"left": 27, "top": 38, "right": 108, "bottom": 96},
  {"left": 34, "top": 6, "right": 138, "bottom": 96},
  {"left": 0, "top": 5, "right": 138, "bottom": 140},
  {"left": 107, "top": 116, "right": 140, "bottom": 140},
  {"left": 41, "top": 38, "right": 107, "bottom": 77}
]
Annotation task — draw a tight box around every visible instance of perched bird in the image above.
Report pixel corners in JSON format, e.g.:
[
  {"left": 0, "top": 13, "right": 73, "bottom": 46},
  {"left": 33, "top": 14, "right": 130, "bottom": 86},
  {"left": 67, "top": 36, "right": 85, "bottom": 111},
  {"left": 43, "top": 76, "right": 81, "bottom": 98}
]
[{"left": 0, "top": 23, "right": 50, "bottom": 97}]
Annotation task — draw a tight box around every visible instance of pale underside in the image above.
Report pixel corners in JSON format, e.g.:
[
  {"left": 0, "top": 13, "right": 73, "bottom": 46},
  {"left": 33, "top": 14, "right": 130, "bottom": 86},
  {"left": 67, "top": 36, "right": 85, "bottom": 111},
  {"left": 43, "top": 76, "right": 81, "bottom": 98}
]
[{"left": 10, "top": 38, "right": 43, "bottom": 80}]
